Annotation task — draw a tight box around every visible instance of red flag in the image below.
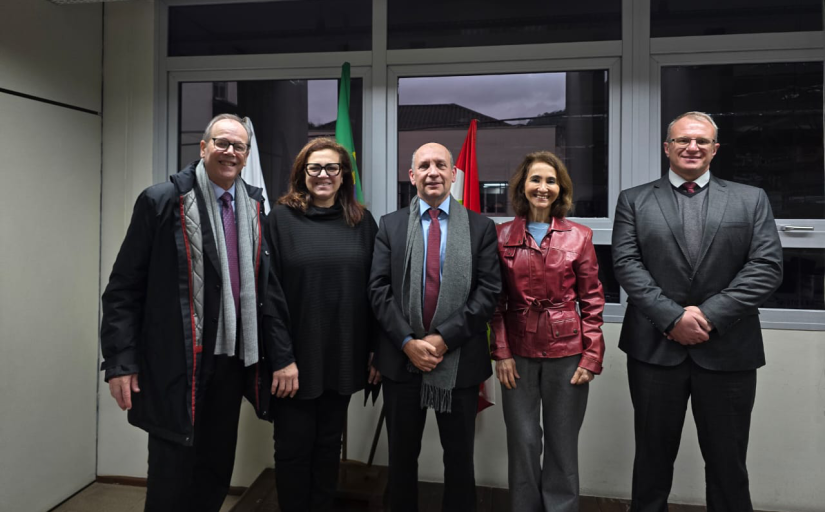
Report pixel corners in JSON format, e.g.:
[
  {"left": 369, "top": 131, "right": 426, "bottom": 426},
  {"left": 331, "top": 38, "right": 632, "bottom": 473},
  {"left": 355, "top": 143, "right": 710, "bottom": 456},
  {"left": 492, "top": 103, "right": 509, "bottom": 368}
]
[{"left": 452, "top": 119, "right": 480, "bottom": 212}]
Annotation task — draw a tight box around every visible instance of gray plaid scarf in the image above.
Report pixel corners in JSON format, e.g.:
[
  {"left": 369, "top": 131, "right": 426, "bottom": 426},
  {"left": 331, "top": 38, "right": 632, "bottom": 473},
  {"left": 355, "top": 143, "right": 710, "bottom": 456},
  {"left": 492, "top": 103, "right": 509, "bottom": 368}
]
[
  {"left": 402, "top": 196, "right": 472, "bottom": 412},
  {"left": 196, "top": 160, "right": 259, "bottom": 366}
]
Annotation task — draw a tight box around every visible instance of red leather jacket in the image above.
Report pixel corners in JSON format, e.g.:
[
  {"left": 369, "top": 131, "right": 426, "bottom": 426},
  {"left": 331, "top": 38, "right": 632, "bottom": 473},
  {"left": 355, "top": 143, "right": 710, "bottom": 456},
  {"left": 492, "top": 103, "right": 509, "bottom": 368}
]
[{"left": 491, "top": 216, "right": 605, "bottom": 374}]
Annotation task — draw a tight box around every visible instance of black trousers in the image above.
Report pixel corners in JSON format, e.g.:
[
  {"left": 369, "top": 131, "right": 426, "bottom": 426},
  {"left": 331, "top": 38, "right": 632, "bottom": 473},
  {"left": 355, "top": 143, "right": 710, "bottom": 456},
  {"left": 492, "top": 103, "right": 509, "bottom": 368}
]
[
  {"left": 627, "top": 356, "right": 757, "bottom": 512},
  {"left": 144, "top": 354, "right": 246, "bottom": 512},
  {"left": 383, "top": 375, "right": 479, "bottom": 512},
  {"left": 273, "top": 390, "right": 352, "bottom": 512}
]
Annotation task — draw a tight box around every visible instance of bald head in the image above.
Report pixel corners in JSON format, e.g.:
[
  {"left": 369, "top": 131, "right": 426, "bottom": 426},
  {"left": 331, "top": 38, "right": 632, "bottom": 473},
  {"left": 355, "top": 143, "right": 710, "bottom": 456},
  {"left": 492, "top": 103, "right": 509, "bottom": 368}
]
[{"left": 409, "top": 143, "right": 457, "bottom": 208}]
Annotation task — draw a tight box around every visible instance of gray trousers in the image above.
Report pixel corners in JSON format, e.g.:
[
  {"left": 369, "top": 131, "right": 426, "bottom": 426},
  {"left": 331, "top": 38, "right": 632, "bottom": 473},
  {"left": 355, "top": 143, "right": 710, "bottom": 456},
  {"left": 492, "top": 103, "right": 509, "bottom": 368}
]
[{"left": 501, "top": 355, "right": 589, "bottom": 512}]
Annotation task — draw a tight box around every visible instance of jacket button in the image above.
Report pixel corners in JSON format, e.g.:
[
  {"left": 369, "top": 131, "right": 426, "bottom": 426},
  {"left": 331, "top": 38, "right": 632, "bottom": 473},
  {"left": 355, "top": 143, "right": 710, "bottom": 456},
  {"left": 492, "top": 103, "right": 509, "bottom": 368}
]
[
  {"left": 555, "top": 331, "right": 560, "bottom": 336},
  {"left": 215, "top": 284, "right": 221, "bottom": 289},
  {"left": 573, "top": 329, "right": 578, "bottom": 334},
  {"left": 259, "top": 302, "right": 263, "bottom": 308},
  {"left": 542, "top": 351, "right": 547, "bottom": 356},
  {"left": 265, "top": 250, "right": 270, "bottom": 256},
  {"left": 212, "top": 317, "right": 218, "bottom": 323}
]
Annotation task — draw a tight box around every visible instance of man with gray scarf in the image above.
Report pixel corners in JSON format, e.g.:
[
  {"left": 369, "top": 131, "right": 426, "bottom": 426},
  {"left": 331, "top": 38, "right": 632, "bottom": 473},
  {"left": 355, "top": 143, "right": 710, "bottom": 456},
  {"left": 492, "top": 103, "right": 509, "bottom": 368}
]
[
  {"left": 369, "top": 142, "right": 501, "bottom": 512},
  {"left": 100, "top": 114, "right": 274, "bottom": 512}
]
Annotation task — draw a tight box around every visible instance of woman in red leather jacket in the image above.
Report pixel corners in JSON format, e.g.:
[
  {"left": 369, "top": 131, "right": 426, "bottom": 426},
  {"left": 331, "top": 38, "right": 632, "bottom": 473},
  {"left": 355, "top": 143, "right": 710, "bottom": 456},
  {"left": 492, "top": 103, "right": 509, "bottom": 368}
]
[{"left": 491, "top": 150, "right": 605, "bottom": 512}]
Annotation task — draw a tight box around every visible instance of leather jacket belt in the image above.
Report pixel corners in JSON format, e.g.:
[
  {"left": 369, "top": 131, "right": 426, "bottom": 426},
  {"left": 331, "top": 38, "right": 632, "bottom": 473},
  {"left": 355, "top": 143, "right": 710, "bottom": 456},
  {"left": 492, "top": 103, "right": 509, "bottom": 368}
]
[{"left": 510, "top": 298, "right": 578, "bottom": 334}]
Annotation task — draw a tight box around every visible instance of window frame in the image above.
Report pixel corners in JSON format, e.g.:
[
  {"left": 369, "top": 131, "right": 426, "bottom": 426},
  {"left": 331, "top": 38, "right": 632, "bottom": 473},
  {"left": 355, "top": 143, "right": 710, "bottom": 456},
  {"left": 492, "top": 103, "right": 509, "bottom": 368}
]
[{"left": 153, "top": 0, "right": 825, "bottom": 328}]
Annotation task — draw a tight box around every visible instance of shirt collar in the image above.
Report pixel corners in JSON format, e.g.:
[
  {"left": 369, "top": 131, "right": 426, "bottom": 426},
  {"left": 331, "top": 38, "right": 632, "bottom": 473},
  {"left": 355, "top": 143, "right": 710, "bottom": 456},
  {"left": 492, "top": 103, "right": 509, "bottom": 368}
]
[
  {"left": 211, "top": 180, "right": 236, "bottom": 201},
  {"left": 669, "top": 169, "right": 711, "bottom": 189},
  {"left": 419, "top": 195, "right": 451, "bottom": 218}
]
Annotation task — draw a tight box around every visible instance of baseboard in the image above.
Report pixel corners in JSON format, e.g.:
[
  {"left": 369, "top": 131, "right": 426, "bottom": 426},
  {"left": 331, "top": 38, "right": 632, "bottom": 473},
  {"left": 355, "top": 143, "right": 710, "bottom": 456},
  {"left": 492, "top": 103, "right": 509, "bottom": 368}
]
[{"left": 95, "top": 475, "right": 247, "bottom": 496}]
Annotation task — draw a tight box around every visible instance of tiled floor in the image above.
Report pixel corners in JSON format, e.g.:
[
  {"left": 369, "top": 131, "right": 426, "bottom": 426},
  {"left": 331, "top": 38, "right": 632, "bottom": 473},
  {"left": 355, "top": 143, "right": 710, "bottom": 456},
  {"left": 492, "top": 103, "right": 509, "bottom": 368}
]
[{"left": 51, "top": 483, "right": 239, "bottom": 512}]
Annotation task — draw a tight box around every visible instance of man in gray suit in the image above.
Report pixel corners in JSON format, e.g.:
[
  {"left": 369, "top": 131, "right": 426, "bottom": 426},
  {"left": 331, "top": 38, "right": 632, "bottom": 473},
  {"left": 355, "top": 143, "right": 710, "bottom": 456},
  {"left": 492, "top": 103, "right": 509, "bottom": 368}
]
[{"left": 612, "top": 111, "right": 783, "bottom": 512}]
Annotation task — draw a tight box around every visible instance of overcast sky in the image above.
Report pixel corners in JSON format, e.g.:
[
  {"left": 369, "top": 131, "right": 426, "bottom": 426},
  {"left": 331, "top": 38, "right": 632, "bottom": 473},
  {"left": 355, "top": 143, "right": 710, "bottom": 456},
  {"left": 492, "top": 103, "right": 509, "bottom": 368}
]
[
  {"left": 307, "top": 72, "right": 569, "bottom": 125},
  {"left": 308, "top": 79, "right": 338, "bottom": 125},
  {"left": 399, "top": 73, "right": 567, "bottom": 123}
]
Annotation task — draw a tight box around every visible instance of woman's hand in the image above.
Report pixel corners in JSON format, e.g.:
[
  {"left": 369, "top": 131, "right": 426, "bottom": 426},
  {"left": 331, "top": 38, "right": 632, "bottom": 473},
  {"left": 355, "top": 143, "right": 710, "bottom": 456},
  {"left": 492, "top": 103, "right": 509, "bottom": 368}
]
[
  {"left": 495, "top": 358, "right": 520, "bottom": 390},
  {"left": 271, "top": 362, "right": 299, "bottom": 398},
  {"left": 367, "top": 352, "right": 382, "bottom": 385},
  {"left": 570, "top": 366, "right": 594, "bottom": 385}
]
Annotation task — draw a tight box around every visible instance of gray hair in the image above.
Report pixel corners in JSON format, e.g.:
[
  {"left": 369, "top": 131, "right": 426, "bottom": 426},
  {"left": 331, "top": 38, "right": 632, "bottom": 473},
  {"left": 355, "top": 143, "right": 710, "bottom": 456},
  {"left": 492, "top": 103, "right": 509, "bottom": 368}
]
[
  {"left": 201, "top": 113, "right": 250, "bottom": 143},
  {"left": 411, "top": 144, "right": 454, "bottom": 170},
  {"left": 666, "top": 111, "right": 718, "bottom": 141}
]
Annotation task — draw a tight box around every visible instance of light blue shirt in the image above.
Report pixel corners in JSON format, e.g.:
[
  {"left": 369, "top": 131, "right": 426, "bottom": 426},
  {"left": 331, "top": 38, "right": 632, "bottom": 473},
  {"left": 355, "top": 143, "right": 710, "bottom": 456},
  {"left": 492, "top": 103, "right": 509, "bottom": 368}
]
[
  {"left": 402, "top": 196, "right": 451, "bottom": 347},
  {"left": 527, "top": 221, "right": 550, "bottom": 245},
  {"left": 211, "top": 181, "right": 236, "bottom": 213}
]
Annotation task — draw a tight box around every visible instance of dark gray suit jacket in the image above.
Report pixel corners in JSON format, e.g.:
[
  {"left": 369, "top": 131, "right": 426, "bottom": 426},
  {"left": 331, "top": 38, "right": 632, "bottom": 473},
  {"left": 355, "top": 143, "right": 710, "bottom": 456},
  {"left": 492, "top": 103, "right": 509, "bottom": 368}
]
[
  {"left": 612, "top": 174, "right": 783, "bottom": 371},
  {"left": 368, "top": 203, "right": 501, "bottom": 387}
]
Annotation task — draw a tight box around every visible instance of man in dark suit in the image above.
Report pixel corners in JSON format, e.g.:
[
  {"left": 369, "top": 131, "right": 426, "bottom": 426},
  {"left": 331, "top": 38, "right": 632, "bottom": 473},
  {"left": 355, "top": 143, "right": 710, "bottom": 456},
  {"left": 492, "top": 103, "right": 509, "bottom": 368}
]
[
  {"left": 369, "top": 142, "right": 501, "bottom": 512},
  {"left": 612, "top": 111, "right": 783, "bottom": 512}
]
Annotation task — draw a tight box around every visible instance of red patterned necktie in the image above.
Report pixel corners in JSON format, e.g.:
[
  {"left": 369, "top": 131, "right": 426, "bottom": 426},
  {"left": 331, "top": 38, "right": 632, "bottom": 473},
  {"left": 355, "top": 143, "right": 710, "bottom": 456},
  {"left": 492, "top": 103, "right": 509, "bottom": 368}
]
[
  {"left": 681, "top": 182, "right": 698, "bottom": 195},
  {"left": 219, "top": 192, "right": 240, "bottom": 315},
  {"left": 423, "top": 208, "right": 441, "bottom": 331}
]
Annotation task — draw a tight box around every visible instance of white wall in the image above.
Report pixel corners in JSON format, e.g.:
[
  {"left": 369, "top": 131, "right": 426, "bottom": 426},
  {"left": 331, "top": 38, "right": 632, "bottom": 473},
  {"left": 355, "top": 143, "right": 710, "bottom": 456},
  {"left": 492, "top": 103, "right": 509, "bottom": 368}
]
[
  {"left": 95, "top": 5, "right": 825, "bottom": 511},
  {"left": 0, "top": 2, "right": 102, "bottom": 510},
  {"left": 0, "top": 0, "right": 101, "bottom": 111},
  {"left": 345, "top": 327, "right": 825, "bottom": 512}
]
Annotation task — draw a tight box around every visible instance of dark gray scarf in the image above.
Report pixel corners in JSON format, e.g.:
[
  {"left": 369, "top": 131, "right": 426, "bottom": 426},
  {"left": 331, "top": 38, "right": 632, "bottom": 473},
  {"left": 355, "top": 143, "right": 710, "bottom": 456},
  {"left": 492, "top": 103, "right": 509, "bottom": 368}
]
[{"left": 402, "top": 196, "right": 472, "bottom": 412}]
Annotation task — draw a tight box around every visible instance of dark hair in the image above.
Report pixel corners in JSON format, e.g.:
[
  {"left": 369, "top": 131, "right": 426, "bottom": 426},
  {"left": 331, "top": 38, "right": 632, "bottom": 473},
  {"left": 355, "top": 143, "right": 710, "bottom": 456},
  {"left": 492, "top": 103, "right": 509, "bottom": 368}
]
[
  {"left": 277, "top": 137, "right": 365, "bottom": 226},
  {"left": 508, "top": 151, "right": 574, "bottom": 219}
]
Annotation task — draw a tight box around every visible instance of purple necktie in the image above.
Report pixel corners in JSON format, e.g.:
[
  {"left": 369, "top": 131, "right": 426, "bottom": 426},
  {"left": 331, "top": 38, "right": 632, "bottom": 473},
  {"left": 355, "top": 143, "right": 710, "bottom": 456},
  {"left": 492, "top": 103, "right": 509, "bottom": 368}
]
[
  {"left": 423, "top": 208, "right": 441, "bottom": 331},
  {"left": 219, "top": 192, "right": 240, "bottom": 315},
  {"left": 681, "top": 182, "right": 698, "bottom": 195}
]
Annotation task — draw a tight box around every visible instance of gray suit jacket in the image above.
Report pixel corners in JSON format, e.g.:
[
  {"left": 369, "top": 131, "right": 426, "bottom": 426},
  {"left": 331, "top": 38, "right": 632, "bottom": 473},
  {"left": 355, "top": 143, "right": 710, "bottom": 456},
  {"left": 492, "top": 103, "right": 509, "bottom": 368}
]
[{"left": 612, "top": 174, "right": 782, "bottom": 371}]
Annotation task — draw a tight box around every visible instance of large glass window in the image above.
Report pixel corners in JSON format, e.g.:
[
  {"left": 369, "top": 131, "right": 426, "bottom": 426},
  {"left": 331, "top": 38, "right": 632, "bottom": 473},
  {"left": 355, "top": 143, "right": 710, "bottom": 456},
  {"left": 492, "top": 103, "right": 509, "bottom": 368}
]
[
  {"left": 661, "top": 61, "right": 824, "bottom": 313},
  {"left": 763, "top": 249, "right": 825, "bottom": 310},
  {"left": 651, "top": 0, "right": 822, "bottom": 38},
  {"left": 388, "top": 0, "right": 621, "bottom": 50},
  {"left": 168, "top": 0, "right": 371, "bottom": 56},
  {"left": 179, "top": 78, "right": 362, "bottom": 203},
  {"left": 396, "top": 71, "right": 610, "bottom": 217},
  {"left": 661, "top": 62, "right": 824, "bottom": 220}
]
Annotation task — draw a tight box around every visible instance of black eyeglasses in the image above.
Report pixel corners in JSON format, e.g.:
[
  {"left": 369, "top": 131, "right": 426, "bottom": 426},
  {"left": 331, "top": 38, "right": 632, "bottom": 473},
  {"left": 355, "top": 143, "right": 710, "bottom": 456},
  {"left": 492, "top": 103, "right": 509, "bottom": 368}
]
[
  {"left": 212, "top": 138, "right": 249, "bottom": 153},
  {"left": 305, "top": 163, "right": 343, "bottom": 177}
]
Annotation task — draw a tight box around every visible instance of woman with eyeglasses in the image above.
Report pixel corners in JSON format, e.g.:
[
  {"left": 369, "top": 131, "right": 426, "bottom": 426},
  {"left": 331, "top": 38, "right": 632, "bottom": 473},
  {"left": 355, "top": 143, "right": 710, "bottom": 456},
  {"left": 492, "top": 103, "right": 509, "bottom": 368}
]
[
  {"left": 264, "top": 137, "right": 380, "bottom": 512},
  {"left": 491, "top": 151, "right": 605, "bottom": 512}
]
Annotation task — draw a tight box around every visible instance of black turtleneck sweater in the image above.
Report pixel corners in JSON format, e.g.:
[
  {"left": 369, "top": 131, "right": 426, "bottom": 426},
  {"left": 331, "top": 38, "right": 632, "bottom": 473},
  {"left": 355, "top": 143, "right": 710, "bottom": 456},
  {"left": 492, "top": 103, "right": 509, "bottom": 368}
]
[{"left": 265, "top": 202, "right": 378, "bottom": 399}]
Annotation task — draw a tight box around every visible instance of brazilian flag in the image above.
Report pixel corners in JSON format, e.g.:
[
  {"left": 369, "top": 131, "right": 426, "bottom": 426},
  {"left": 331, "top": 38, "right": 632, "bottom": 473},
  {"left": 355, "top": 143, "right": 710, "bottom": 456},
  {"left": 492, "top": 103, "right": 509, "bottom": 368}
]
[{"left": 335, "top": 62, "right": 364, "bottom": 203}]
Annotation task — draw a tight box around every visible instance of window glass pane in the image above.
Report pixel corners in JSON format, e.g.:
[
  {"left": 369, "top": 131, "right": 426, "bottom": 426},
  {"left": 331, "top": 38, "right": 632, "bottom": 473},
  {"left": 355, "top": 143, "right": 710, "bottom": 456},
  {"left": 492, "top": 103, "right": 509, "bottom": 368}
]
[
  {"left": 763, "top": 249, "right": 825, "bottom": 310},
  {"left": 388, "top": 0, "right": 620, "bottom": 50},
  {"left": 397, "top": 72, "right": 610, "bottom": 218},
  {"left": 179, "top": 78, "right": 363, "bottom": 203},
  {"left": 661, "top": 62, "right": 824, "bottom": 219},
  {"left": 168, "top": 0, "right": 371, "bottom": 57},
  {"left": 594, "top": 245, "right": 620, "bottom": 304},
  {"left": 651, "top": 0, "right": 821, "bottom": 37}
]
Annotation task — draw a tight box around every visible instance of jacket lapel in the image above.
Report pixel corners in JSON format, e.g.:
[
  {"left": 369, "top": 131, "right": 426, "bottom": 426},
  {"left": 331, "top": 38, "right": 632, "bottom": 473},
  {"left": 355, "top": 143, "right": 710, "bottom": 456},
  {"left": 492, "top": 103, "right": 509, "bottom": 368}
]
[
  {"left": 694, "top": 175, "right": 729, "bottom": 270},
  {"left": 652, "top": 175, "right": 692, "bottom": 263}
]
